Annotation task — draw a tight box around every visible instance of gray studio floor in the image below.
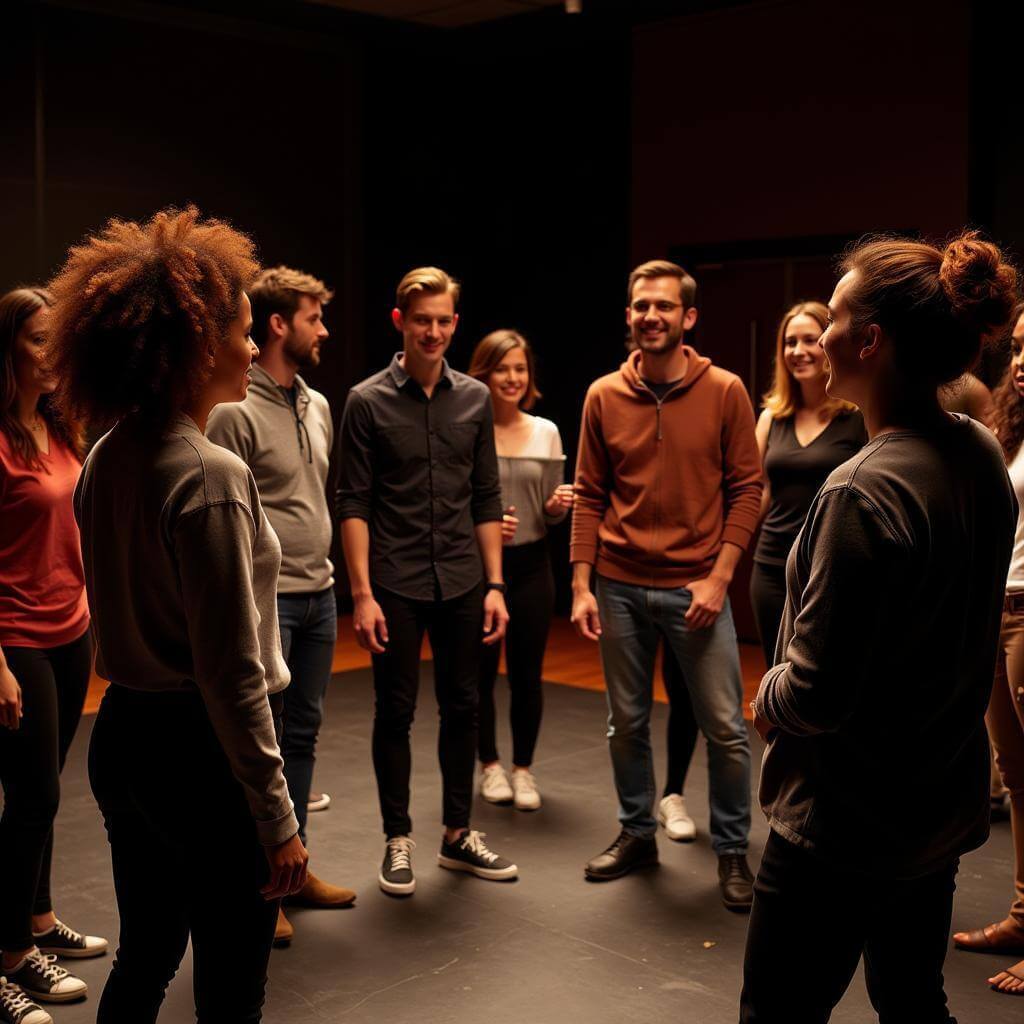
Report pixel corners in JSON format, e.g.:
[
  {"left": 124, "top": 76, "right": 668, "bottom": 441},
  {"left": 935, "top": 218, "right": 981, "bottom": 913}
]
[{"left": 39, "top": 666, "right": 1022, "bottom": 1023}]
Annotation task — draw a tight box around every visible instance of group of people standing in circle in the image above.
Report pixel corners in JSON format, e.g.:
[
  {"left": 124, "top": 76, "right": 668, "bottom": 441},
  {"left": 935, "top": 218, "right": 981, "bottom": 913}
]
[{"left": 1, "top": 203, "right": 1023, "bottom": 1024}]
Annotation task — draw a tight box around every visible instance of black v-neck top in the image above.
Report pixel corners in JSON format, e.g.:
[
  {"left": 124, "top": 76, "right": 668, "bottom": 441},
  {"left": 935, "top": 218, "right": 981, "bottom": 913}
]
[{"left": 754, "top": 409, "right": 867, "bottom": 566}]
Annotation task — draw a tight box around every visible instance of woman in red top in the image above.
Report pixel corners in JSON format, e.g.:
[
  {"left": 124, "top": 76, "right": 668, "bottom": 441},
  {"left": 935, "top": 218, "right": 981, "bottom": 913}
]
[{"left": 0, "top": 288, "right": 107, "bottom": 1019}]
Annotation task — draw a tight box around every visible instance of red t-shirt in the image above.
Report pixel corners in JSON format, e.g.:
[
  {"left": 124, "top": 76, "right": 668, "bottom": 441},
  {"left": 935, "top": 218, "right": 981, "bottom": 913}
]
[{"left": 0, "top": 427, "right": 89, "bottom": 648}]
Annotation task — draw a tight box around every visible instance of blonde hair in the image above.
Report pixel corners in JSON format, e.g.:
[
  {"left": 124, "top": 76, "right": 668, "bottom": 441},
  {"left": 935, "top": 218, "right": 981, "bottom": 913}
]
[
  {"left": 627, "top": 259, "right": 697, "bottom": 307},
  {"left": 249, "top": 265, "right": 332, "bottom": 346},
  {"left": 395, "top": 266, "right": 460, "bottom": 314},
  {"left": 762, "top": 301, "right": 856, "bottom": 419},
  {"left": 467, "top": 329, "right": 542, "bottom": 410}
]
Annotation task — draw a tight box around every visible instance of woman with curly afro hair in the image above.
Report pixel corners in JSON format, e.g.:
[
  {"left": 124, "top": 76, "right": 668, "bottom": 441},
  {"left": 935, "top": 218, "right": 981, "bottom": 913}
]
[
  {"left": 50, "top": 207, "right": 308, "bottom": 1024},
  {"left": 743, "top": 232, "right": 1019, "bottom": 1022}
]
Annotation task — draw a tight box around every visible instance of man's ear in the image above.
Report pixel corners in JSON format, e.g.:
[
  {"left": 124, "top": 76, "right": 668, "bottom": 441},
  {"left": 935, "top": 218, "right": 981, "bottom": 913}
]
[
  {"left": 268, "top": 312, "right": 288, "bottom": 342},
  {"left": 859, "top": 323, "right": 882, "bottom": 361},
  {"left": 391, "top": 307, "right": 404, "bottom": 333},
  {"left": 683, "top": 306, "right": 698, "bottom": 332}
]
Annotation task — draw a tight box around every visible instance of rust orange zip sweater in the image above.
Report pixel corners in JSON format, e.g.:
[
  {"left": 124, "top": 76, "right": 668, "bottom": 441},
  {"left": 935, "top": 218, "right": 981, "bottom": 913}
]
[{"left": 571, "top": 347, "right": 763, "bottom": 586}]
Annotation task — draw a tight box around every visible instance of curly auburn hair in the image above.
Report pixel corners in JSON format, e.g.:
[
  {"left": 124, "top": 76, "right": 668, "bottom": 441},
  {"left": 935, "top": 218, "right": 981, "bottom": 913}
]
[
  {"left": 0, "top": 287, "right": 84, "bottom": 470},
  {"left": 47, "top": 206, "right": 259, "bottom": 430},
  {"left": 991, "top": 302, "right": 1024, "bottom": 462}
]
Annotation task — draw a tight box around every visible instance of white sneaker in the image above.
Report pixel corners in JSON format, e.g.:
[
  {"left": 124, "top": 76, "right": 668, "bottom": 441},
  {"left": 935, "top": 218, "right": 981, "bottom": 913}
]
[
  {"left": 307, "top": 791, "right": 331, "bottom": 813},
  {"left": 480, "top": 763, "right": 513, "bottom": 803},
  {"left": 510, "top": 769, "right": 541, "bottom": 811},
  {"left": 658, "top": 794, "right": 696, "bottom": 842}
]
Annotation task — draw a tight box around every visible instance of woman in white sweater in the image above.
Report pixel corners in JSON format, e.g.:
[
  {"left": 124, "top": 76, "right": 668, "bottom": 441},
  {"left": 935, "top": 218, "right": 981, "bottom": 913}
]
[{"left": 47, "top": 207, "right": 307, "bottom": 1024}]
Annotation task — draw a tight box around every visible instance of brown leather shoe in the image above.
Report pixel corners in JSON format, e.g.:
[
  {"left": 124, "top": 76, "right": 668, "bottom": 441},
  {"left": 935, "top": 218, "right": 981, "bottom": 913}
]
[
  {"left": 273, "top": 907, "right": 293, "bottom": 948},
  {"left": 954, "top": 918, "right": 1024, "bottom": 954},
  {"left": 285, "top": 872, "right": 357, "bottom": 908}
]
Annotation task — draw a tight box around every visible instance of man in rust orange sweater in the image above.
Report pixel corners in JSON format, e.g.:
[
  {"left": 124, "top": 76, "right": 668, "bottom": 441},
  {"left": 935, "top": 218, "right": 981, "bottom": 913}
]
[{"left": 570, "top": 259, "right": 763, "bottom": 910}]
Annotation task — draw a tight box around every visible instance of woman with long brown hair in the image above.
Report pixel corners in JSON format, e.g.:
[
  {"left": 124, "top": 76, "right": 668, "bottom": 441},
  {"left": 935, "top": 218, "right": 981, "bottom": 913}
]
[
  {"left": 467, "top": 329, "right": 573, "bottom": 810},
  {"left": 0, "top": 287, "right": 106, "bottom": 1023},
  {"left": 952, "top": 302, "right": 1024, "bottom": 996},
  {"left": 48, "top": 207, "right": 307, "bottom": 1023},
  {"left": 751, "top": 301, "right": 866, "bottom": 669}
]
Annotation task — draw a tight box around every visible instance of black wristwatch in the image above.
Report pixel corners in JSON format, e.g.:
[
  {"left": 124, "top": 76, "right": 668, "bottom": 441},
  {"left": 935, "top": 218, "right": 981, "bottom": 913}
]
[{"left": 485, "top": 581, "right": 507, "bottom": 595}]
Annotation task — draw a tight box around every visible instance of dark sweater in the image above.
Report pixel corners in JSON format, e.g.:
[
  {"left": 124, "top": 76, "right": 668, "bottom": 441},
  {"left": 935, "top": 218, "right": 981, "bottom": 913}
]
[{"left": 755, "top": 415, "right": 1015, "bottom": 878}]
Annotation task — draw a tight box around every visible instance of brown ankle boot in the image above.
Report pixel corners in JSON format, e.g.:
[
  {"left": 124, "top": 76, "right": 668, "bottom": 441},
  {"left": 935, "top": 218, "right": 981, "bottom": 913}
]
[
  {"left": 273, "top": 907, "right": 293, "bottom": 948},
  {"left": 285, "top": 872, "right": 357, "bottom": 908}
]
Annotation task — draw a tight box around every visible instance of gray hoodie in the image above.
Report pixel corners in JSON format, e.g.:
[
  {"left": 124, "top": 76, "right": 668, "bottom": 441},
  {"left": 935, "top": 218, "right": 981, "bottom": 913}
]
[{"left": 208, "top": 364, "right": 334, "bottom": 594}]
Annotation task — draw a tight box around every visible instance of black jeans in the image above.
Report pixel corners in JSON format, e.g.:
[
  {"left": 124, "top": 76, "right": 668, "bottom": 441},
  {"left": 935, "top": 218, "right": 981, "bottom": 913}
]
[
  {"left": 0, "top": 631, "right": 91, "bottom": 952},
  {"left": 89, "top": 685, "right": 277, "bottom": 1024},
  {"left": 372, "top": 583, "right": 483, "bottom": 837},
  {"left": 478, "top": 540, "right": 553, "bottom": 768},
  {"left": 662, "top": 644, "right": 699, "bottom": 797},
  {"left": 740, "top": 831, "right": 959, "bottom": 1024},
  {"left": 749, "top": 560, "right": 788, "bottom": 670}
]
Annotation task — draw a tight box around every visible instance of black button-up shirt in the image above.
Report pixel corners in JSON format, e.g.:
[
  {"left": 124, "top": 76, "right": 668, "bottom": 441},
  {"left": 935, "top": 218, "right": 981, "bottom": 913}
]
[{"left": 337, "top": 353, "right": 503, "bottom": 601}]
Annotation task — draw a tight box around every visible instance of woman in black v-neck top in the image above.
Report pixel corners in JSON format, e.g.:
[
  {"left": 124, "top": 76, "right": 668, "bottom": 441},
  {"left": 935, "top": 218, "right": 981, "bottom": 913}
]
[{"left": 751, "top": 303, "right": 866, "bottom": 669}]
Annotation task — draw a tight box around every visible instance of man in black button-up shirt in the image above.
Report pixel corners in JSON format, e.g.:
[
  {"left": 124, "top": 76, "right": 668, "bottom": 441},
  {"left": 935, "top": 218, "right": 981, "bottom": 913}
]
[{"left": 339, "top": 267, "right": 517, "bottom": 894}]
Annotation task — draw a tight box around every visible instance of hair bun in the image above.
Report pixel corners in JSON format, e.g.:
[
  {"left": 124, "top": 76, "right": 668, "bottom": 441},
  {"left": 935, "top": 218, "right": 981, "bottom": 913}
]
[{"left": 939, "top": 231, "right": 1018, "bottom": 340}]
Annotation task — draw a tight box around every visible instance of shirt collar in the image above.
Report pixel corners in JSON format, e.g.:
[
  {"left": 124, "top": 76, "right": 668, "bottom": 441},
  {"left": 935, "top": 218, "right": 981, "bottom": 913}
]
[{"left": 388, "top": 352, "right": 454, "bottom": 392}]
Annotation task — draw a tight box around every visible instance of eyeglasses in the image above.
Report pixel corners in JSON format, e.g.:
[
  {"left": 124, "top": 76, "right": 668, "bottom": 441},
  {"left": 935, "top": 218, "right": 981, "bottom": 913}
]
[{"left": 630, "top": 300, "right": 684, "bottom": 314}]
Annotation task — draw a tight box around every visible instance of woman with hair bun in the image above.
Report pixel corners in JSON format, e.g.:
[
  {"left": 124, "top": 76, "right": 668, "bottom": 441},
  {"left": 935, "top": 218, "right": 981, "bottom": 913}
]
[
  {"left": 953, "top": 302, "right": 1024, "bottom": 997},
  {"left": 741, "top": 232, "right": 1019, "bottom": 1022},
  {"left": 49, "top": 207, "right": 307, "bottom": 1024},
  {"left": 752, "top": 301, "right": 866, "bottom": 670}
]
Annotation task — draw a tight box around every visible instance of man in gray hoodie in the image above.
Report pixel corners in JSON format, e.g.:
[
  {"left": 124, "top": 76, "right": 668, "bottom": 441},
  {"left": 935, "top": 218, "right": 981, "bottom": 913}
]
[{"left": 208, "top": 266, "right": 354, "bottom": 946}]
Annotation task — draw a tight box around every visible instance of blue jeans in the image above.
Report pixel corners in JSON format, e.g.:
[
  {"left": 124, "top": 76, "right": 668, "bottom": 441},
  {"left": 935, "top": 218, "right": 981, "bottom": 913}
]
[
  {"left": 277, "top": 587, "right": 337, "bottom": 846},
  {"left": 596, "top": 576, "right": 751, "bottom": 854}
]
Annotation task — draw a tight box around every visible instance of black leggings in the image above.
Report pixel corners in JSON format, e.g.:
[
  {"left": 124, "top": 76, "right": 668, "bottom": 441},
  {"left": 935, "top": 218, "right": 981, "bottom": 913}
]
[
  {"left": 662, "top": 644, "right": 698, "bottom": 797},
  {"left": 478, "top": 540, "right": 554, "bottom": 768},
  {"left": 749, "top": 560, "right": 788, "bottom": 670},
  {"left": 0, "top": 631, "right": 92, "bottom": 952},
  {"left": 741, "top": 831, "right": 958, "bottom": 1023},
  {"left": 89, "top": 684, "right": 276, "bottom": 1024}
]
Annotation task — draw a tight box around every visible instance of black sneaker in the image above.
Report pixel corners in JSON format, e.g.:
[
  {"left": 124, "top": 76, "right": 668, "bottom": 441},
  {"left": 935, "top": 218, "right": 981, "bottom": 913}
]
[
  {"left": 718, "top": 852, "right": 754, "bottom": 912},
  {"left": 33, "top": 919, "right": 107, "bottom": 960},
  {"left": 0, "top": 979, "right": 52, "bottom": 1024},
  {"left": 584, "top": 830, "right": 658, "bottom": 881},
  {"left": 379, "top": 835, "right": 416, "bottom": 896},
  {"left": 5, "top": 952, "right": 87, "bottom": 1004},
  {"left": 438, "top": 830, "right": 518, "bottom": 880}
]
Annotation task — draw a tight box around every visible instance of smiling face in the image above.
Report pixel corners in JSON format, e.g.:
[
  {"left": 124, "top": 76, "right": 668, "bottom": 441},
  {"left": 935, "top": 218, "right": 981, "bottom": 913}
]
[
  {"left": 818, "top": 272, "right": 867, "bottom": 405},
  {"left": 783, "top": 312, "right": 827, "bottom": 387},
  {"left": 12, "top": 304, "right": 56, "bottom": 398},
  {"left": 392, "top": 290, "right": 458, "bottom": 370},
  {"left": 208, "top": 292, "right": 259, "bottom": 405},
  {"left": 487, "top": 346, "right": 530, "bottom": 411},
  {"left": 627, "top": 276, "right": 697, "bottom": 355},
  {"left": 282, "top": 294, "right": 328, "bottom": 370}
]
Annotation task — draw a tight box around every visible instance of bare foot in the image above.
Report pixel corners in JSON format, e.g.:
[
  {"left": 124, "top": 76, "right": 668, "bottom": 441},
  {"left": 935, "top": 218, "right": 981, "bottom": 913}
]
[{"left": 989, "top": 959, "right": 1024, "bottom": 995}]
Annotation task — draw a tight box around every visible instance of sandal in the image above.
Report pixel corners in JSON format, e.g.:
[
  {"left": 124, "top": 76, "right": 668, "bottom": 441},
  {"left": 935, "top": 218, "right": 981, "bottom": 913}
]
[
  {"left": 990, "top": 959, "right": 1024, "bottom": 995},
  {"left": 954, "top": 919, "right": 1024, "bottom": 954}
]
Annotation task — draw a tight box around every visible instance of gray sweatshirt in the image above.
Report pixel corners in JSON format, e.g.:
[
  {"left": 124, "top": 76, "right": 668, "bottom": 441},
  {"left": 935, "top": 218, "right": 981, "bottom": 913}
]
[
  {"left": 755, "top": 416, "right": 1015, "bottom": 878},
  {"left": 498, "top": 415, "right": 567, "bottom": 546},
  {"left": 74, "top": 414, "right": 298, "bottom": 846},
  {"left": 208, "top": 364, "right": 334, "bottom": 594}
]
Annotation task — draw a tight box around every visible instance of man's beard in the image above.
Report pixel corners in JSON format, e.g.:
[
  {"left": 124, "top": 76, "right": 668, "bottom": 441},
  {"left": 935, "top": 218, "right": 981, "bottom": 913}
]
[
  {"left": 632, "top": 324, "right": 684, "bottom": 355},
  {"left": 283, "top": 332, "right": 319, "bottom": 370}
]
